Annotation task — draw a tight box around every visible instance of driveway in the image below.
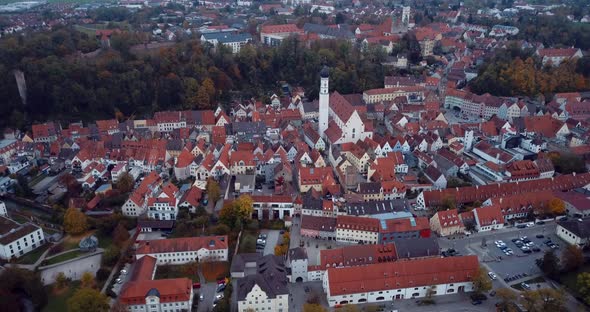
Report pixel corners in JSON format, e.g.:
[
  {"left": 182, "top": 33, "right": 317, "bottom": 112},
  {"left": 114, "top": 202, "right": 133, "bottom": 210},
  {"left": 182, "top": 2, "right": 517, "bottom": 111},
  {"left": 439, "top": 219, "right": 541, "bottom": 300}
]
[
  {"left": 262, "top": 230, "right": 280, "bottom": 256},
  {"left": 111, "top": 263, "right": 132, "bottom": 295},
  {"left": 196, "top": 281, "right": 217, "bottom": 312}
]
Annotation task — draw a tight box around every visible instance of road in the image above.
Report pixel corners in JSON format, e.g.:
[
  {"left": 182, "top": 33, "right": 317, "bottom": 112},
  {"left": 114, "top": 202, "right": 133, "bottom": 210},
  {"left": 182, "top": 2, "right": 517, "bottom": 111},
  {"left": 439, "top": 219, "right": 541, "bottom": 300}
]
[{"left": 262, "top": 230, "right": 280, "bottom": 256}]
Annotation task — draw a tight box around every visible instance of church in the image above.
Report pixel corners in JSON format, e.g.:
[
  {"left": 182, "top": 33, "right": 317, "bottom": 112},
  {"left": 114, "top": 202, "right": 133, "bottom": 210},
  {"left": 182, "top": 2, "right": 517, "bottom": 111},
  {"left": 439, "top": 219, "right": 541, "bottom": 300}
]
[{"left": 318, "top": 66, "right": 373, "bottom": 145}]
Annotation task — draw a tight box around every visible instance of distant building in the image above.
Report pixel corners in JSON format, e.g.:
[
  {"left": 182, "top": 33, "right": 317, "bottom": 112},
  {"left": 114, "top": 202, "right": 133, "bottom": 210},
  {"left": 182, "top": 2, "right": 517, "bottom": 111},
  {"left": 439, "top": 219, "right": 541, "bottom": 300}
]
[
  {"left": 556, "top": 219, "right": 590, "bottom": 247},
  {"left": 135, "top": 236, "right": 228, "bottom": 264},
  {"left": 237, "top": 255, "right": 289, "bottom": 312},
  {"left": 200, "top": 31, "right": 252, "bottom": 53}
]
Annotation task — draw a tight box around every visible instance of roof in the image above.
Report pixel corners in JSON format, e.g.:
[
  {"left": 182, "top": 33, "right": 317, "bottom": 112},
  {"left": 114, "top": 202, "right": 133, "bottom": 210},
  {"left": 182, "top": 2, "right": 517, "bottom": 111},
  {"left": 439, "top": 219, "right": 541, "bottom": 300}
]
[
  {"left": 0, "top": 217, "right": 41, "bottom": 245},
  {"left": 288, "top": 247, "right": 307, "bottom": 261},
  {"left": 336, "top": 215, "right": 380, "bottom": 232},
  {"left": 433, "top": 209, "right": 463, "bottom": 228},
  {"left": 330, "top": 91, "right": 356, "bottom": 122},
  {"left": 130, "top": 255, "right": 157, "bottom": 282},
  {"left": 260, "top": 24, "right": 302, "bottom": 34},
  {"left": 421, "top": 172, "right": 590, "bottom": 207},
  {"left": 394, "top": 237, "right": 440, "bottom": 259},
  {"left": 120, "top": 278, "right": 192, "bottom": 305},
  {"left": 326, "top": 255, "right": 479, "bottom": 296},
  {"left": 474, "top": 205, "right": 504, "bottom": 226},
  {"left": 301, "top": 215, "right": 337, "bottom": 232},
  {"left": 557, "top": 219, "right": 590, "bottom": 239},
  {"left": 201, "top": 31, "right": 252, "bottom": 43},
  {"left": 320, "top": 243, "right": 397, "bottom": 269},
  {"left": 237, "top": 255, "right": 289, "bottom": 300},
  {"left": 136, "top": 236, "right": 227, "bottom": 255}
]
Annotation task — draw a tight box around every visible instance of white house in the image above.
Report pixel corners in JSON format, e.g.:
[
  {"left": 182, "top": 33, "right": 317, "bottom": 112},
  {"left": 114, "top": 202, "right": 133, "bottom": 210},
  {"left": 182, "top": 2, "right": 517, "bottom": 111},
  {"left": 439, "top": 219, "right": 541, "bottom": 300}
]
[
  {"left": 135, "top": 236, "right": 228, "bottom": 264},
  {"left": 0, "top": 217, "right": 45, "bottom": 260},
  {"left": 0, "top": 201, "right": 7, "bottom": 217},
  {"left": 237, "top": 255, "right": 290, "bottom": 312},
  {"left": 556, "top": 219, "right": 590, "bottom": 247},
  {"left": 323, "top": 256, "right": 478, "bottom": 307},
  {"left": 288, "top": 247, "right": 308, "bottom": 283}
]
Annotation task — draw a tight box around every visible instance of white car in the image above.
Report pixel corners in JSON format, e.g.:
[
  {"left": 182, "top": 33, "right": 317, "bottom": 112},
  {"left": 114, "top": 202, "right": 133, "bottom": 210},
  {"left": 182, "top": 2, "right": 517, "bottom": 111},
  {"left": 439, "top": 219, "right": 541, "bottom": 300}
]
[
  {"left": 488, "top": 272, "right": 497, "bottom": 280},
  {"left": 115, "top": 278, "right": 123, "bottom": 284},
  {"left": 216, "top": 294, "right": 224, "bottom": 300},
  {"left": 199, "top": 294, "right": 204, "bottom": 301},
  {"left": 120, "top": 269, "right": 127, "bottom": 275}
]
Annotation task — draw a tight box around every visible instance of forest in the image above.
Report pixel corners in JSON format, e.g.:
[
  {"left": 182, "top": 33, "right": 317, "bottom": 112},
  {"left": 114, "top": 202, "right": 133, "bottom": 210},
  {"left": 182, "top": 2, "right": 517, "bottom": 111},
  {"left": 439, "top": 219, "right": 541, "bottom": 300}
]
[
  {"left": 0, "top": 27, "right": 386, "bottom": 130},
  {"left": 469, "top": 44, "right": 590, "bottom": 98}
]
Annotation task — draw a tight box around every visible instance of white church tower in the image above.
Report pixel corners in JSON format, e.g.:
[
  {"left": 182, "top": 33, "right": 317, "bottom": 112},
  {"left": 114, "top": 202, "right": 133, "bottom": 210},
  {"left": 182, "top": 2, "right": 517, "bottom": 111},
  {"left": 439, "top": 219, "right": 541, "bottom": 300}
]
[{"left": 318, "top": 66, "right": 330, "bottom": 138}]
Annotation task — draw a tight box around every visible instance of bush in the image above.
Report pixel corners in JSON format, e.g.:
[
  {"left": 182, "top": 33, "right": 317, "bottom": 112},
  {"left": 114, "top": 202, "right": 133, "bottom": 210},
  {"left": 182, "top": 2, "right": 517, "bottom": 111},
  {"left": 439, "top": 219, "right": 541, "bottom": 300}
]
[
  {"left": 246, "top": 220, "right": 259, "bottom": 230},
  {"left": 101, "top": 245, "right": 120, "bottom": 267},
  {"left": 208, "top": 224, "right": 231, "bottom": 235}
]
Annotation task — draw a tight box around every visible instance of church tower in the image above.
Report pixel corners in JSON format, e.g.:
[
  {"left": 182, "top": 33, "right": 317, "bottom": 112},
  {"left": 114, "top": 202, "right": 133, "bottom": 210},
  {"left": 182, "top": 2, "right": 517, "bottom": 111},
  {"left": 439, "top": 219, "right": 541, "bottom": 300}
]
[{"left": 318, "top": 66, "right": 330, "bottom": 138}]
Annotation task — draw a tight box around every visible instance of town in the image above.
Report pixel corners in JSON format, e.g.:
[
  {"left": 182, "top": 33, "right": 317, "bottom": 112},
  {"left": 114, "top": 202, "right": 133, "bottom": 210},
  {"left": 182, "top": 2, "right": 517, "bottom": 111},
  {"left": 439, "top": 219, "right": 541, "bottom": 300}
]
[{"left": 1, "top": 0, "right": 590, "bottom": 312}]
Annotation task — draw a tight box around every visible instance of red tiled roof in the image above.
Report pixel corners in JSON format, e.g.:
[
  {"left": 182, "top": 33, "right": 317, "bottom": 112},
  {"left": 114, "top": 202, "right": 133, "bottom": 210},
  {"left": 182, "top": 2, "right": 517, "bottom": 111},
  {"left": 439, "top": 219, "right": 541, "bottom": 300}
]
[
  {"left": 435, "top": 209, "right": 462, "bottom": 228},
  {"left": 299, "top": 166, "right": 334, "bottom": 185},
  {"left": 474, "top": 205, "right": 504, "bottom": 226},
  {"left": 230, "top": 150, "right": 255, "bottom": 167},
  {"left": 330, "top": 91, "right": 355, "bottom": 122},
  {"left": 336, "top": 215, "right": 380, "bottom": 232},
  {"left": 261, "top": 24, "right": 303, "bottom": 34},
  {"left": 120, "top": 278, "right": 192, "bottom": 305},
  {"left": 422, "top": 172, "right": 590, "bottom": 207},
  {"left": 320, "top": 243, "right": 397, "bottom": 269},
  {"left": 327, "top": 255, "right": 479, "bottom": 296},
  {"left": 176, "top": 148, "right": 195, "bottom": 168},
  {"left": 136, "top": 236, "right": 228, "bottom": 254}
]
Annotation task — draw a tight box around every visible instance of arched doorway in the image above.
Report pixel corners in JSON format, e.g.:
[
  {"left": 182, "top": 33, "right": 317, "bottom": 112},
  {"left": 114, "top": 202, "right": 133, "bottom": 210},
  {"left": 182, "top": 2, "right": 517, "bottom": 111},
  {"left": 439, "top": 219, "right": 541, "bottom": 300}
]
[{"left": 296, "top": 277, "right": 303, "bottom": 283}]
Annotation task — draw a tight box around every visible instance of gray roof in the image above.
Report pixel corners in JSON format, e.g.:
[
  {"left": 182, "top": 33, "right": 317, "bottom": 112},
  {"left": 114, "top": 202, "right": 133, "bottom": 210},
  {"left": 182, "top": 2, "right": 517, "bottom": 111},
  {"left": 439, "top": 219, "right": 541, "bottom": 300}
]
[
  {"left": 303, "top": 23, "right": 355, "bottom": 39},
  {"left": 558, "top": 219, "right": 590, "bottom": 239},
  {"left": 288, "top": 247, "right": 307, "bottom": 261},
  {"left": 201, "top": 31, "right": 252, "bottom": 43},
  {"left": 394, "top": 237, "right": 440, "bottom": 259},
  {"left": 345, "top": 199, "right": 407, "bottom": 216},
  {"left": 231, "top": 121, "right": 266, "bottom": 135},
  {"left": 237, "top": 255, "right": 288, "bottom": 300},
  {"left": 231, "top": 253, "right": 262, "bottom": 274}
]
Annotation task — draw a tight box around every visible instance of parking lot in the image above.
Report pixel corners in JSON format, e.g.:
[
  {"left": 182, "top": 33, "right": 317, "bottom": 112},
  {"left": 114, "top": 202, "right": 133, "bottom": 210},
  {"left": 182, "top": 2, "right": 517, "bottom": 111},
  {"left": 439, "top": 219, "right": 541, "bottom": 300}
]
[
  {"left": 111, "top": 263, "right": 132, "bottom": 295},
  {"left": 196, "top": 280, "right": 221, "bottom": 312}
]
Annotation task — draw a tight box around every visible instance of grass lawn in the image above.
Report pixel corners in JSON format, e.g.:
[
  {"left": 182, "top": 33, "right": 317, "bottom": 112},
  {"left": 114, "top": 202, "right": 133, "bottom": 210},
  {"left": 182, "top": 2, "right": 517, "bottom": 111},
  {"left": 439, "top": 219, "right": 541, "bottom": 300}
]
[
  {"left": 238, "top": 231, "right": 257, "bottom": 253},
  {"left": 44, "top": 249, "right": 86, "bottom": 265},
  {"left": 42, "top": 281, "right": 80, "bottom": 312},
  {"left": 155, "top": 264, "right": 200, "bottom": 283},
  {"left": 11, "top": 214, "right": 30, "bottom": 224},
  {"left": 16, "top": 243, "right": 51, "bottom": 264},
  {"left": 96, "top": 232, "right": 113, "bottom": 249}
]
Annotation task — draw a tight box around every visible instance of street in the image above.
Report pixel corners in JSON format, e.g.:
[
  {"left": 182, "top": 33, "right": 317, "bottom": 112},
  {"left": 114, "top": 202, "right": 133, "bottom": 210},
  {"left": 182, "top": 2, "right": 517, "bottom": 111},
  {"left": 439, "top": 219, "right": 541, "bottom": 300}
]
[{"left": 262, "top": 229, "right": 280, "bottom": 256}]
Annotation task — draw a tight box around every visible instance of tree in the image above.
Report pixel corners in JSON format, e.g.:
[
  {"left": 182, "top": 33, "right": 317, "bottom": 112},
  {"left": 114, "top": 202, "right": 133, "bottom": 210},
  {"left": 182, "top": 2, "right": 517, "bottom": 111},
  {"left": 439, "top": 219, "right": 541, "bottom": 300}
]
[
  {"left": 67, "top": 288, "right": 109, "bottom": 312},
  {"left": 303, "top": 304, "right": 328, "bottom": 312},
  {"left": 537, "top": 250, "right": 560, "bottom": 279},
  {"left": 578, "top": 272, "right": 590, "bottom": 305},
  {"left": 63, "top": 207, "right": 88, "bottom": 235},
  {"left": 1, "top": 268, "right": 48, "bottom": 310},
  {"left": 562, "top": 244, "right": 584, "bottom": 272},
  {"left": 80, "top": 271, "right": 95, "bottom": 289},
  {"left": 234, "top": 194, "right": 254, "bottom": 222},
  {"left": 520, "top": 288, "right": 566, "bottom": 312},
  {"left": 496, "top": 288, "right": 518, "bottom": 312},
  {"left": 206, "top": 177, "right": 221, "bottom": 203},
  {"left": 113, "top": 223, "right": 130, "bottom": 247},
  {"left": 102, "top": 245, "right": 120, "bottom": 266},
  {"left": 116, "top": 172, "right": 134, "bottom": 193},
  {"left": 274, "top": 244, "right": 288, "bottom": 256},
  {"left": 547, "top": 198, "right": 566, "bottom": 215},
  {"left": 472, "top": 267, "right": 492, "bottom": 294},
  {"left": 55, "top": 272, "right": 69, "bottom": 289}
]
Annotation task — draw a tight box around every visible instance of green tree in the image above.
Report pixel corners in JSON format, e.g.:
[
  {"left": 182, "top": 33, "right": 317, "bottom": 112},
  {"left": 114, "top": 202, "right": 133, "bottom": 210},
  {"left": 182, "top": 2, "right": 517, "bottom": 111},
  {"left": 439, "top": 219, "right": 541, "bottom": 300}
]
[
  {"left": 101, "top": 245, "right": 120, "bottom": 266},
  {"left": 537, "top": 250, "right": 560, "bottom": 279},
  {"left": 0, "top": 268, "right": 48, "bottom": 310},
  {"left": 496, "top": 288, "right": 518, "bottom": 312},
  {"left": 63, "top": 207, "right": 88, "bottom": 235},
  {"left": 578, "top": 272, "right": 590, "bottom": 305},
  {"left": 183, "top": 77, "right": 200, "bottom": 109},
  {"left": 113, "top": 223, "right": 130, "bottom": 247},
  {"left": 472, "top": 267, "right": 492, "bottom": 294},
  {"left": 116, "top": 172, "right": 134, "bottom": 193},
  {"left": 562, "top": 244, "right": 584, "bottom": 272},
  {"left": 67, "top": 288, "right": 109, "bottom": 312}
]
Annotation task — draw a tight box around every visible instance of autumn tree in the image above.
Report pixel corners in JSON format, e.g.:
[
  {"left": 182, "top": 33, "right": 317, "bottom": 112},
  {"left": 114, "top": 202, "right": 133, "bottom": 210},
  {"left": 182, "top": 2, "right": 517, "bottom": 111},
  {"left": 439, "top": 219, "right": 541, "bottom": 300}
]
[
  {"left": 63, "top": 207, "right": 88, "bottom": 235},
  {"left": 274, "top": 244, "right": 288, "bottom": 256},
  {"left": 562, "top": 245, "right": 584, "bottom": 272},
  {"left": 547, "top": 198, "right": 566, "bottom": 215},
  {"left": 496, "top": 288, "right": 518, "bottom": 312},
  {"left": 303, "top": 304, "right": 327, "bottom": 312},
  {"left": 67, "top": 288, "right": 109, "bottom": 312},
  {"left": 472, "top": 267, "right": 492, "bottom": 294},
  {"left": 577, "top": 272, "right": 590, "bottom": 305},
  {"left": 234, "top": 194, "right": 254, "bottom": 222},
  {"left": 206, "top": 177, "right": 221, "bottom": 203},
  {"left": 80, "top": 271, "right": 95, "bottom": 289},
  {"left": 520, "top": 288, "right": 566, "bottom": 312},
  {"left": 113, "top": 223, "right": 130, "bottom": 247},
  {"left": 116, "top": 172, "right": 134, "bottom": 193}
]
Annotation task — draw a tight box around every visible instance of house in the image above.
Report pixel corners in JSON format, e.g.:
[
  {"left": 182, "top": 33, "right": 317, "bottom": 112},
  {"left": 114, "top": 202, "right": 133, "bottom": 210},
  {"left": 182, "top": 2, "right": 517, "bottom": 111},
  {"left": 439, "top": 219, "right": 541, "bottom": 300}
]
[
  {"left": 416, "top": 172, "right": 590, "bottom": 210},
  {"left": 0, "top": 201, "right": 6, "bottom": 217},
  {"left": 200, "top": 31, "right": 252, "bottom": 53},
  {"left": 288, "top": 247, "right": 308, "bottom": 282},
  {"left": 556, "top": 219, "right": 590, "bottom": 247},
  {"left": 335, "top": 215, "right": 380, "bottom": 244},
  {"left": 119, "top": 256, "right": 194, "bottom": 312},
  {"left": 423, "top": 165, "right": 447, "bottom": 189},
  {"left": 260, "top": 24, "right": 303, "bottom": 46},
  {"left": 297, "top": 166, "right": 336, "bottom": 193},
  {"left": 32, "top": 122, "right": 59, "bottom": 143},
  {"left": 430, "top": 209, "right": 464, "bottom": 237},
  {"left": 536, "top": 48, "right": 583, "bottom": 66},
  {"left": 324, "top": 255, "right": 479, "bottom": 307},
  {"left": 237, "top": 255, "right": 289, "bottom": 312},
  {"left": 174, "top": 148, "right": 196, "bottom": 181},
  {"left": 135, "top": 236, "right": 228, "bottom": 264},
  {"left": 178, "top": 186, "right": 203, "bottom": 213},
  {"left": 300, "top": 215, "right": 337, "bottom": 240},
  {"left": 230, "top": 150, "right": 256, "bottom": 175},
  {"left": 471, "top": 205, "right": 504, "bottom": 232},
  {"left": 0, "top": 216, "right": 45, "bottom": 260},
  {"left": 553, "top": 191, "right": 590, "bottom": 218},
  {"left": 122, "top": 172, "right": 163, "bottom": 217},
  {"left": 110, "top": 163, "right": 127, "bottom": 184},
  {"left": 303, "top": 124, "right": 326, "bottom": 151}
]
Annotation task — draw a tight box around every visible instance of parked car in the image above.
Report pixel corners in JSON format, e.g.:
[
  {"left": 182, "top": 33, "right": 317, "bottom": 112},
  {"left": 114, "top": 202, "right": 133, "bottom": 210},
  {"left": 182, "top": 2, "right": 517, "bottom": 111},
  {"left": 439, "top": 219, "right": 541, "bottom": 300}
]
[
  {"left": 199, "top": 294, "right": 204, "bottom": 301},
  {"left": 521, "top": 282, "right": 531, "bottom": 290},
  {"left": 192, "top": 283, "right": 201, "bottom": 289},
  {"left": 120, "top": 269, "right": 127, "bottom": 275},
  {"left": 115, "top": 278, "right": 122, "bottom": 284},
  {"left": 488, "top": 272, "right": 497, "bottom": 280},
  {"left": 215, "top": 294, "right": 224, "bottom": 300},
  {"left": 536, "top": 234, "right": 544, "bottom": 238}
]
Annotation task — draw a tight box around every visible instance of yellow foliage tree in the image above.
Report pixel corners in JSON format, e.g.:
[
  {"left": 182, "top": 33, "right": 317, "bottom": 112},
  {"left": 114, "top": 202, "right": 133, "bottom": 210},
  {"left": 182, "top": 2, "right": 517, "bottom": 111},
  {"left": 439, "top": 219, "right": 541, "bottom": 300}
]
[
  {"left": 234, "top": 194, "right": 254, "bottom": 222},
  {"left": 548, "top": 198, "right": 565, "bottom": 215},
  {"left": 274, "top": 244, "right": 288, "bottom": 256},
  {"left": 63, "top": 207, "right": 88, "bottom": 235},
  {"left": 80, "top": 271, "right": 95, "bottom": 289},
  {"left": 303, "top": 304, "right": 327, "bottom": 312}
]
